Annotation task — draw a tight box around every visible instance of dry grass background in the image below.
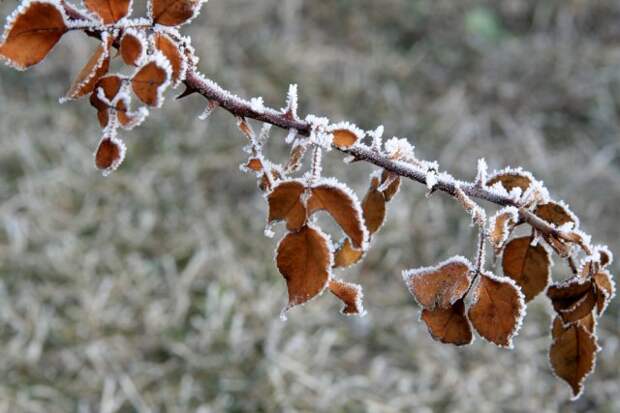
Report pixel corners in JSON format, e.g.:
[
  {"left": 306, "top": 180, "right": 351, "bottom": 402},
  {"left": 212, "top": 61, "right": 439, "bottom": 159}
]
[{"left": 0, "top": 0, "right": 619, "bottom": 411}]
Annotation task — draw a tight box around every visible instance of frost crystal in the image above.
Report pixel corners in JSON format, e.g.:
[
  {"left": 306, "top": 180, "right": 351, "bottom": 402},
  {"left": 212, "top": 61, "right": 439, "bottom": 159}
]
[
  {"left": 250, "top": 97, "right": 265, "bottom": 114},
  {"left": 282, "top": 84, "right": 299, "bottom": 120},
  {"left": 384, "top": 137, "right": 415, "bottom": 161},
  {"left": 367, "top": 125, "right": 384, "bottom": 151},
  {"left": 285, "top": 128, "right": 298, "bottom": 145}
]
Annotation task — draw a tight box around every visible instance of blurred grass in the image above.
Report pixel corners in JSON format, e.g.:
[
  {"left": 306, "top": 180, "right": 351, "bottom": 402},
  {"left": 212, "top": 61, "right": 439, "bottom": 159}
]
[{"left": 0, "top": 0, "right": 619, "bottom": 411}]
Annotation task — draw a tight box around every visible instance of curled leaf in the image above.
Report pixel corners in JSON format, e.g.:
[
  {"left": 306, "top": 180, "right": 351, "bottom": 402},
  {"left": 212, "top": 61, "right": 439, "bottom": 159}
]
[
  {"left": 488, "top": 206, "right": 519, "bottom": 254},
  {"left": 421, "top": 299, "right": 473, "bottom": 346},
  {"left": 403, "top": 257, "right": 472, "bottom": 310},
  {"left": 276, "top": 225, "right": 331, "bottom": 312},
  {"left": 333, "top": 238, "right": 363, "bottom": 269},
  {"left": 328, "top": 278, "right": 365, "bottom": 316},
  {"left": 593, "top": 270, "right": 615, "bottom": 315},
  {"left": 468, "top": 271, "right": 525, "bottom": 348},
  {"left": 486, "top": 168, "right": 532, "bottom": 195},
  {"left": 131, "top": 54, "right": 172, "bottom": 107},
  {"left": 150, "top": 0, "right": 203, "bottom": 26},
  {"left": 267, "top": 180, "right": 307, "bottom": 232},
  {"left": 0, "top": 0, "right": 68, "bottom": 70},
  {"left": 153, "top": 32, "right": 186, "bottom": 85},
  {"left": 502, "top": 236, "right": 551, "bottom": 302},
  {"left": 546, "top": 277, "right": 596, "bottom": 324},
  {"left": 84, "top": 0, "right": 132, "bottom": 24},
  {"left": 534, "top": 201, "right": 578, "bottom": 229},
  {"left": 90, "top": 75, "right": 124, "bottom": 127},
  {"left": 64, "top": 37, "right": 111, "bottom": 101}
]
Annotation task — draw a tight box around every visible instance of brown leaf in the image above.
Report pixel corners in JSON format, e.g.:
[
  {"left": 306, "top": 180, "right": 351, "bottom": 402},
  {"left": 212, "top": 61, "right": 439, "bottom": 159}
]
[
  {"left": 421, "top": 299, "right": 473, "bottom": 346},
  {"left": 487, "top": 169, "right": 532, "bottom": 194},
  {"left": 328, "top": 278, "right": 364, "bottom": 316},
  {"left": 95, "top": 135, "right": 125, "bottom": 174},
  {"left": 151, "top": 0, "right": 202, "bottom": 26},
  {"left": 244, "top": 158, "right": 263, "bottom": 172},
  {"left": 84, "top": 0, "right": 131, "bottom": 24},
  {"left": 120, "top": 30, "right": 145, "bottom": 66},
  {"left": 593, "top": 271, "right": 615, "bottom": 315},
  {"left": 331, "top": 129, "right": 359, "bottom": 149},
  {"left": 307, "top": 183, "right": 368, "bottom": 250},
  {"left": 552, "top": 313, "right": 595, "bottom": 339},
  {"left": 153, "top": 32, "right": 186, "bottom": 84},
  {"left": 468, "top": 272, "right": 525, "bottom": 348},
  {"left": 115, "top": 98, "right": 146, "bottom": 130},
  {"left": 333, "top": 238, "right": 364, "bottom": 269},
  {"left": 90, "top": 75, "right": 124, "bottom": 127},
  {"left": 361, "top": 184, "right": 386, "bottom": 235},
  {"left": 64, "top": 38, "right": 111, "bottom": 100},
  {"left": 489, "top": 207, "right": 518, "bottom": 253},
  {"left": 549, "top": 317, "right": 599, "bottom": 399},
  {"left": 380, "top": 170, "right": 401, "bottom": 202},
  {"left": 131, "top": 57, "right": 171, "bottom": 107},
  {"left": 267, "top": 180, "right": 307, "bottom": 232},
  {"left": 547, "top": 277, "right": 596, "bottom": 324},
  {"left": 534, "top": 201, "right": 578, "bottom": 229},
  {"left": 502, "top": 236, "right": 551, "bottom": 302},
  {"left": 403, "top": 257, "right": 472, "bottom": 310},
  {"left": 276, "top": 225, "right": 331, "bottom": 311},
  {"left": 0, "top": 1, "right": 68, "bottom": 70}
]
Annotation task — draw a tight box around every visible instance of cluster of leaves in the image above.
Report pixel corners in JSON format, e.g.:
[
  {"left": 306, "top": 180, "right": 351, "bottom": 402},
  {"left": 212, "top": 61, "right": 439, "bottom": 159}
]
[
  {"left": 0, "top": 0, "right": 204, "bottom": 174},
  {"left": 0, "top": 0, "right": 615, "bottom": 401}
]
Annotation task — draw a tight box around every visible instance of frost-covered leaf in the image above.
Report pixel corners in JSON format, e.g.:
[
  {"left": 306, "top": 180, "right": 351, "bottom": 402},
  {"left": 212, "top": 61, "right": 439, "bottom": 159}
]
[
  {"left": 333, "top": 238, "right": 363, "bottom": 269},
  {"left": 534, "top": 201, "right": 578, "bottom": 229},
  {"left": 502, "top": 236, "right": 551, "bottom": 302},
  {"left": 328, "top": 124, "right": 363, "bottom": 149},
  {"left": 115, "top": 98, "right": 148, "bottom": 130},
  {"left": 131, "top": 53, "right": 172, "bottom": 107},
  {"left": 593, "top": 270, "right": 615, "bottom": 315},
  {"left": 546, "top": 277, "right": 596, "bottom": 324},
  {"left": 361, "top": 180, "right": 386, "bottom": 235},
  {"left": 150, "top": 0, "right": 203, "bottom": 26},
  {"left": 549, "top": 316, "right": 599, "bottom": 400},
  {"left": 284, "top": 140, "right": 308, "bottom": 174},
  {"left": 244, "top": 157, "right": 263, "bottom": 173},
  {"left": 403, "top": 257, "right": 472, "bottom": 310},
  {"left": 380, "top": 170, "right": 401, "bottom": 202},
  {"left": 276, "top": 225, "right": 331, "bottom": 312},
  {"left": 308, "top": 181, "right": 368, "bottom": 250},
  {"left": 486, "top": 168, "right": 533, "bottom": 194},
  {"left": 95, "top": 134, "right": 126, "bottom": 175},
  {"left": 488, "top": 206, "right": 519, "bottom": 254},
  {"left": 153, "top": 32, "right": 186, "bottom": 85},
  {"left": 267, "top": 180, "right": 307, "bottom": 232},
  {"left": 468, "top": 271, "right": 525, "bottom": 348},
  {"left": 64, "top": 37, "right": 111, "bottom": 101},
  {"left": 421, "top": 299, "right": 473, "bottom": 346},
  {"left": 0, "top": 0, "right": 68, "bottom": 70},
  {"left": 90, "top": 75, "right": 123, "bottom": 127},
  {"left": 120, "top": 29, "right": 146, "bottom": 66},
  {"left": 328, "top": 278, "right": 364, "bottom": 316},
  {"left": 84, "top": 0, "right": 132, "bottom": 24}
]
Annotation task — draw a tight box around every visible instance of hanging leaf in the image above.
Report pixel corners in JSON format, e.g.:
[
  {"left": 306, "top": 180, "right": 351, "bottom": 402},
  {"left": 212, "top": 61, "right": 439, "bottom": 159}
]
[
  {"left": 276, "top": 225, "right": 332, "bottom": 312},
  {"left": 549, "top": 316, "right": 599, "bottom": 400},
  {"left": 547, "top": 277, "right": 597, "bottom": 324},
  {"left": 267, "top": 180, "right": 307, "bottom": 232},
  {"left": 0, "top": 0, "right": 68, "bottom": 70},
  {"left": 120, "top": 29, "right": 146, "bottom": 66},
  {"left": 131, "top": 54, "right": 171, "bottom": 107},
  {"left": 64, "top": 37, "right": 111, "bottom": 101},
  {"left": 380, "top": 170, "right": 401, "bottom": 202},
  {"left": 333, "top": 238, "right": 363, "bottom": 269},
  {"left": 502, "top": 236, "right": 551, "bottom": 302},
  {"left": 84, "top": 0, "right": 132, "bottom": 24},
  {"left": 150, "top": 0, "right": 203, "bottom": 26},
  {"left": 534, "top": 201, "right": 578, "bottom": 229},
  {"left": 468, "top": 271, "right": 525, "bottom": 348},
  {"left": 153, "top": 32, "right": 186, "bottom": 85},
  {"left": 593, "top": 270, "right": 615, "bottom": 315},
  {"left": 403, "top": 257, "right": 472, "bottom": 310},
  {"left": 486, "top": 168, "right": 532, "bottom": 194},
  {"left": 488, "top": 206, "right": 519, "bottom": 254},
  {"left": 361, "top": 182, "right": 386, "bottom": 235},
  {"left": 115, "top": 98, "right": 148, "bottom": 130},
  {"left": 307, "top": 181, "right": 368, "bottom": 250},
  {"left": 90, "top": 75, "right": 124, "bottom": 127},
  {"left": 420, "top": 299, "right": 473, "bottom": 346},
  {"left": 328, "top": 278, "right": 365, "bottom": 316},
  {"left": 95, "top": 135, "right": 126, "bottom": 175}
]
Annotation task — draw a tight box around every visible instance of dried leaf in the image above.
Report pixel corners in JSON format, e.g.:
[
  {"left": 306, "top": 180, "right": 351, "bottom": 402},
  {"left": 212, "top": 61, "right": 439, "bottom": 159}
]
[
  {"left": 328, "top": 278, "right": 364, "bottom": 316},
  {"left": 131, "top": 55, "right": 171, "bottom": 107},
  {"left": 267, "top": 180, "right": 307, "bottom": 232},
  {"left": 153, "top": 32, "right": 186, "bottom": 84},
  {"left": 468, "top": 271, "right": 525, "bottom": 348},
  {"left": 90, "top": 75, "right": 124, "bottom": 127},
  {"left": 333, "top": 238, "right": 363, "bottom": 269},
  {"left": 421, "top": 299, "right": 473, "bottom": 346},
  {"left": 95, "top": 135, "right": 126, "bottom": 175},
  {"left": 150, "top": 0, "right": 202, "bottom": 26},
  {"left": 380, "top": 170, "right": 401, "bottom": 202},
  {"left": 534, "top": 201, "right": 578, "bottom": 229},
  {"left": 361, "top": 184, "right": 386, "bottom": 235},
  {"left": 487, "top": 169, "right": 532, "bottom": 194},
  {"left": 84, "top": 0, "right": 131, "bottom": 24},
  {"left": 120, "top": 30, "right": 145, "bottom": 66},
  {"left": 64, "top": 38, "right": 111, "bottom": 100},
  {"left": 403, "top": 257, "right": 472, "bottom": 310},
  {"left": 331, "top": 129, "right": 359, "bottom": 149},
  {"left": 308, "top": 182, "right": 368, "bottom": 250},
  {"left": 593, "top": 270, "right": 615, "bottom": 315},
  {"left": 502, "top": 236, "right": 551, "bottom": 302},
  {"left": 549, "top": 317, "right": 599, "bottom": 400},
  {"left": 547, "top": 277, "right": 596, "bottom": 324},
  {"left": 0, "top": 0, "right": 68, "bottom": 70},
  {"left": 276, "top": 225, "right": 331, "bottom": 311},
  {"left": 488, "top": 207, "right": 519, "bottom": 253}
]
